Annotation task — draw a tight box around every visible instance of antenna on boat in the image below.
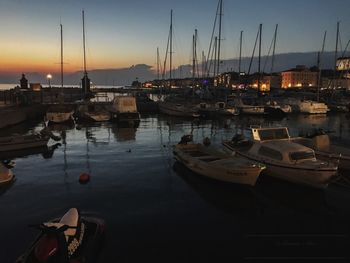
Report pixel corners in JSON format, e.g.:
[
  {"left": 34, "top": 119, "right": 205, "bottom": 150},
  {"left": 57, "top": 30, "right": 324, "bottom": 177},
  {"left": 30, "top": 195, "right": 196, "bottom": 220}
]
[{"left": 60, "top": 24, "right": 64, "bottom": 89}]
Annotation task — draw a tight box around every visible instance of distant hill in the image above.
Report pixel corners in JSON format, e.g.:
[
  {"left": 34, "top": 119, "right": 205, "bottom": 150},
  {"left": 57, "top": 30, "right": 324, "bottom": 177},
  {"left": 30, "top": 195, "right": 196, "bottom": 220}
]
[{"left": 0, "top": 51, "right": 342, "bottom": 85}]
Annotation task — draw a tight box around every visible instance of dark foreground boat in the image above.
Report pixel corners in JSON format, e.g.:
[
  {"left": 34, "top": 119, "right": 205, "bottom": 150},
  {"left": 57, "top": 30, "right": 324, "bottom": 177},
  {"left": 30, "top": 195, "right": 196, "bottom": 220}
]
[{"left": 16, "top": 208, "right": 105, "bottom": 263}]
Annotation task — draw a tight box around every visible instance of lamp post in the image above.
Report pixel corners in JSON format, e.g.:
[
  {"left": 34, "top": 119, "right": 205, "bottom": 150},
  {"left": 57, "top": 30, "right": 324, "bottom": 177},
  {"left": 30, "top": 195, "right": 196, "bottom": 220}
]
[{"left": 46, "top": 74, "right": 52, "bottom": 88}]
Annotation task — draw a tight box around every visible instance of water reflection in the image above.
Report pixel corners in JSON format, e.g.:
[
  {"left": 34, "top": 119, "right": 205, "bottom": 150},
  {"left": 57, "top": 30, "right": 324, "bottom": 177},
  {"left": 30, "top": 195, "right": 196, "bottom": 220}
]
[
  {"left": 112, "top": 125, "right": 137, "bottom": 142},
  {"left": 0, "top": 143, "right": 61, "bottom": 160},
  {"left": 254, "top": 175, "right": 332, "bottom": 216},
  {"left": 173, "top": 162, "right": 261, "bottom": 215},
  {"left": 0, "top": 178, "right": 15, "bottom": 197},
  {"left": 48, "top": 121, "right": 75, "bottom": 132}
]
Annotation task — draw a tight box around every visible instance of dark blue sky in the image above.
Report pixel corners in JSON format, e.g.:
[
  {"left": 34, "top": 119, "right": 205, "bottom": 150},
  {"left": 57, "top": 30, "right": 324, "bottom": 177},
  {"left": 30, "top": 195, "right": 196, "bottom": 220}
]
[{"left": 1, "top": 0, "right": 349, "bottom": 72}]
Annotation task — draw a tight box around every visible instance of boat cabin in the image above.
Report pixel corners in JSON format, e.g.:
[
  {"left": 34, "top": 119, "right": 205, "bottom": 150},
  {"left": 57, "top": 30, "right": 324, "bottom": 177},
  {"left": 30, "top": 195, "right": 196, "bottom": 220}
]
[
  {"left": 249, "top": 127, "right": 317, "bottom": 164},
  {"left": 112, "top": 96, "right": 138, "bottom": 113}
]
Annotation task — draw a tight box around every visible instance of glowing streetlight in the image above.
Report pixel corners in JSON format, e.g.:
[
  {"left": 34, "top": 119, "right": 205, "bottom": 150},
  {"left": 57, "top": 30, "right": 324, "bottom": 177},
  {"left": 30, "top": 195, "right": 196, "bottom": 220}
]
[{"left": 46, "top": 74, "right": 52, "bottom": 88}]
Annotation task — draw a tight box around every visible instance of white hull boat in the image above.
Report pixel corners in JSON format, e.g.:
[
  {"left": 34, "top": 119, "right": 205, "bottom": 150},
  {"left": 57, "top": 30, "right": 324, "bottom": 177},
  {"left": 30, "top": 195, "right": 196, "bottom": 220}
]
[
  {"left": 174, "top": 142, "right": 265, "bottom": 186},
  {"left": 159, "top": 101, "right": 200, "bottom": 118},
  {"left": 293, "top": 133, "right": 350, "bottom": 171},
  {"left": 223, "top": 127, "right": 338, "bottom": 188},
  {"left": 46, "top": 105, "right": 74, "bottom": 123},
  {"left": 77, "top": 103, "right": 110, "bottom": 122}
]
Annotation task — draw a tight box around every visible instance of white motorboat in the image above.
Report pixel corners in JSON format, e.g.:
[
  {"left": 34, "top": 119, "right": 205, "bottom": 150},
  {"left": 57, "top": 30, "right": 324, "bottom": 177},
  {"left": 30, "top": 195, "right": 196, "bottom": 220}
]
[
  {"left": 292, "top": 131, "right": 350, "bottom": 171},
  {"left": 298, "top": 100, "right": 329, "bottom": 114},
  {"left": 46, "top": 105, "right": 74, "bottom": 124},
  {"left": 109, "top": 96, "right": 140, "bottom": 126},
  {"left": 222, "top": 127, "right": 338, "bottom": 188},
  {"left": 233, "top": 98, "right": 265, "bottom": 115},
  {"left": 174, "top": 141, "right": 265, "bottom": 186},
  {"left": 159, "top": 101, "right": 200, "bottom": 118},
  {"left": 286, "top": 99, "right": 329, "bottom": 114},
  {"left": 76, "top": 102, "right": 110, "bottom": 122}
]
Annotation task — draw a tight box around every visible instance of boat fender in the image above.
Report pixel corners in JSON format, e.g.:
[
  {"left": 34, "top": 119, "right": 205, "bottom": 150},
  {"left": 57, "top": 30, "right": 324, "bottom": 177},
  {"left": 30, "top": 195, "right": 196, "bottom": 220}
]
[{"left": 79, "top": 173, "right": 90, "bottom": 184}]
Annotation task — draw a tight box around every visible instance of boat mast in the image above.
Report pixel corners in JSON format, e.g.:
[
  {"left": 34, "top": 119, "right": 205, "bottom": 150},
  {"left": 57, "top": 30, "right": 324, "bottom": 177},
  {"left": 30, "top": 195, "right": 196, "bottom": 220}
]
[
  {"left": 238, "top": 30, "right": 243, "bottom": 83},
  {"left": 60, "top": 24, "right": 63, "bottom": 89},
  {"left": 192, "top": 29, "right": 198, "bottom": 83},
  {"left": 202, "top": 51, "right": 205, "bottom": 79},
  {"left": 157, "top": 47, "right": 160, "bottom": 80},
  {"left": 216, "top": 0, "right": 223, "bottom": 75},
  {"left": 192, "top": 33, "right": 195, "bottom": 81},
  {"left": 258, "top": 24, "right": 262, "bottom": 97},
  {"left": 169, "top": 9, "right": 173, "bottom": 87},
  {"left": 270, "top": 24, "right": 278, "bottom": 73},
  {"left": 81, "top": 9, "right": 90, "bottom": 95},
  {"left": 214, "top": 36, "right": 218, "bottom": 77},
  {"left": 317, "top": 31, "right": 327, "bottom": 102},
  {"left": 83, "top": 10, "right": 87, "bottom": 75},
  {"left": 333, "top": 21, "right": 340, "bottom": 88}
]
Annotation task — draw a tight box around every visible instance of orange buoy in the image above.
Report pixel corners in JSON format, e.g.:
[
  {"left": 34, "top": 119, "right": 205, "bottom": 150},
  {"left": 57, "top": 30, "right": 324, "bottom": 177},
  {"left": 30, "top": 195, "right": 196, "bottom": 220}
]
[{"left": 79, "top": 173, "right": 90, "bottom": 184}]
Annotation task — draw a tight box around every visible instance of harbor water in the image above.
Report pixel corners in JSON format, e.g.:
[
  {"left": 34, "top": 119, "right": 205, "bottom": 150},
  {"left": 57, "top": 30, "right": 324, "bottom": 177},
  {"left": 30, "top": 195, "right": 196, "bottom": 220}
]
[{"left": 1, "top": 113, "right": 350, "bottom": 262}]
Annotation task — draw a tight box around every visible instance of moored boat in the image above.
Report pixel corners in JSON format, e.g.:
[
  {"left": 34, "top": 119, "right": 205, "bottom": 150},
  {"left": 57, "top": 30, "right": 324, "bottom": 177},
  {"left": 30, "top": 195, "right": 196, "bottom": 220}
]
[
  {"left": 76, "top": 102, "right": 110, "bottom": 122},
  {"left": 292, "top": 130, "right": 350, "bottom": 171},
  {"left": 109, "top": 96, "right": 140, "bottom": 126},
  {"left": 159, "top": 100, "right": 200, "bottom": 118},
  {"left": 173, "top": 139, "right": 265, "bottom": 186},
  {"left": 46, "top": 105, "right": 75, "bottom": 124},
  {"left": 222, "top": 127, "right": 338, "bottom": 188}
]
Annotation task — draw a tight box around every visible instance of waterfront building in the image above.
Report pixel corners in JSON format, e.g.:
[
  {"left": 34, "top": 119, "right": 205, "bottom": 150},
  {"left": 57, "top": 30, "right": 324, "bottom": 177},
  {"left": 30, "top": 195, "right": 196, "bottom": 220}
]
[{"left": 281, "top": 65, "right": 318, "bottom": 88}]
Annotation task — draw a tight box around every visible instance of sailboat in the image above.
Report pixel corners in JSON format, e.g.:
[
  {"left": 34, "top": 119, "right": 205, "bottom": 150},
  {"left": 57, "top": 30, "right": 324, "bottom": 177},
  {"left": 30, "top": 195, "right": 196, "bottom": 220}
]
[
  {"left": 76, "top": 10, "right": 110, "bottom": 122},
  {"left": 158, "top": 10, "right": 200, "bottom": 118},
  {"left": 46, "top": 24, "right": 75, "bottom": 124}
]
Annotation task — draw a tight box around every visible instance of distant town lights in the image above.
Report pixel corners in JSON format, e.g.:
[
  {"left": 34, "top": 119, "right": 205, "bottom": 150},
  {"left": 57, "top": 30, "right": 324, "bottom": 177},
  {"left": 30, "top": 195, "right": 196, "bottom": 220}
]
[{"left": 46, "top": 74, "right": 52, "bottom": 88}]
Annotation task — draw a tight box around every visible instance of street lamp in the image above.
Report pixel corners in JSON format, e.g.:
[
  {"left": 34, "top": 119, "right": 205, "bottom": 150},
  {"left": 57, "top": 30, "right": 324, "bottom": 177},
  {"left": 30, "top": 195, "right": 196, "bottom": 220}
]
[{"left": 46, "top": 74, "right": 52, "bottom": 88}]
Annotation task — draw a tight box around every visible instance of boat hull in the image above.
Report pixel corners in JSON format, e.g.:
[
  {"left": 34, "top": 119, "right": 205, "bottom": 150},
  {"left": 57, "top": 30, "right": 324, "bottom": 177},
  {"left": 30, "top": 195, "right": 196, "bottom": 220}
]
[
  {"left": 223, "top": 141, "right": 337, "bottom": 189},
  {"left": 46, "top": 111, "right": 74, "bottom": 123},
  {"left": 240, "top": 106, "right": 266, "bottom": 115},
  {"left": 174, "top": 144, "right": 264, "bottom": 186},
  {"left": 159, "top": 102, "right": 200, "bottom": 118}
]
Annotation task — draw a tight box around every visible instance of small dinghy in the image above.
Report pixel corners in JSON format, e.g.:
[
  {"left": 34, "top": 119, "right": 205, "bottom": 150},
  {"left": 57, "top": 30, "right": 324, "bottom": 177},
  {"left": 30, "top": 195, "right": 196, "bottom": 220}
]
[{"left": 173, "top": 136, "right": 265, "bottom": 186}]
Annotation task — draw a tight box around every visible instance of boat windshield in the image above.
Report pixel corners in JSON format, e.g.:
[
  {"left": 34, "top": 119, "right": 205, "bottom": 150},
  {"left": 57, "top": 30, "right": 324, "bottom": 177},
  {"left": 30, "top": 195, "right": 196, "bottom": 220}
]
[
  {"left": 256, "top": 128, "right": 289, "bottom": 141},
  {"left": 290, "top": 151, "right": 315, "bottom": 161}
]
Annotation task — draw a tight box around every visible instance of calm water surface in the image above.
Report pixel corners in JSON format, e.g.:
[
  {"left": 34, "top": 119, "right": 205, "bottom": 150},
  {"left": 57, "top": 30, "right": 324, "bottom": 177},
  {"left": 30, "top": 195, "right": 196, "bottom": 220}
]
[{"left": 1, "top": 114, "right": 350, "bottom": 262}]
